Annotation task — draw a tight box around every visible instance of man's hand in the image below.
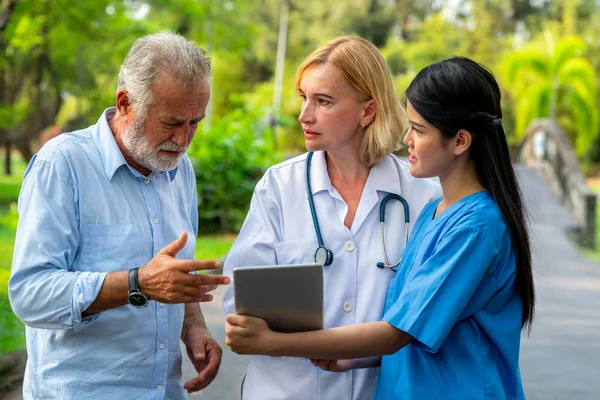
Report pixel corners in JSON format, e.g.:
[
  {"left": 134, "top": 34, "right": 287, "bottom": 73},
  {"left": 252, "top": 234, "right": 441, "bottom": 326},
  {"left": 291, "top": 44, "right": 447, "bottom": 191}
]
[
  {"left": 310, "top": 358, "right": 357, "bottom": 373},
  {"left": 138, "top": 232, "right": 230, "bottom": 303},
  {"left": 225, "top": 314, "right": 276, "bottom": 355},
  {"left": 182, "top": 328, "right": 223, "bottom": 393}
]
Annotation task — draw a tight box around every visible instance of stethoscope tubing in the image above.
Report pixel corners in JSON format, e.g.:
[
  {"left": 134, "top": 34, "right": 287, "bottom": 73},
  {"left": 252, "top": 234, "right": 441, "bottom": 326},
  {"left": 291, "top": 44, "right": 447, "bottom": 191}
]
[{"left": 305, "top": 151, "right": 409, "bottom": 270}]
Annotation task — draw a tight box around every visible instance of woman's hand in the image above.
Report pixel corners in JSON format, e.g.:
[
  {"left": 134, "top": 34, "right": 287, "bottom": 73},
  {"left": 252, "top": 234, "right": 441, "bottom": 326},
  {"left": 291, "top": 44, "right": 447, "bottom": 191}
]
[
  {"left": 310, "top": 358, "right": 358, "bottom": 373},
  {"left": 225, "top": 314, "right": 277, "bottom": 355}
]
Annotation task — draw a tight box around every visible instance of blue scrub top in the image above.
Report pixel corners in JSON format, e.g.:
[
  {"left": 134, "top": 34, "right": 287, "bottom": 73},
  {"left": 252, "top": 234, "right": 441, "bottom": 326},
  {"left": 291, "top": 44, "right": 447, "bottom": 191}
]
[{"left": 376, "top": 191, "right": 525, "bottom": 400}]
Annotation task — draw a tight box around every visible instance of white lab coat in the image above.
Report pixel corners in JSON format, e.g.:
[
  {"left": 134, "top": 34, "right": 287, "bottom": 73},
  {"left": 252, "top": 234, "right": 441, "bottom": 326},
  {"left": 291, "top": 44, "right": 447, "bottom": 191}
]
[{"left": 223, "top": 151, "right": 441, "bottom": 400}]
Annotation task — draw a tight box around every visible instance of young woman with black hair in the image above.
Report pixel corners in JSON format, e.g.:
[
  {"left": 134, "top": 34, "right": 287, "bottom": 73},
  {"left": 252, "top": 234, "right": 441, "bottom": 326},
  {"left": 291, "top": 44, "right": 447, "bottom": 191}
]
[{"left": 225, "top": 56, "right": 535, "bottom": 400}]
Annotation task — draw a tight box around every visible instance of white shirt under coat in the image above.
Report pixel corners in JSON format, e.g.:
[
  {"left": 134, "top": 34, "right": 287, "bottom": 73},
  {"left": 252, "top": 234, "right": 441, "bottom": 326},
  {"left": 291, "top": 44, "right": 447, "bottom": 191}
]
[{"left": 223, "top": 151, "right": 441, "bottom": 400}]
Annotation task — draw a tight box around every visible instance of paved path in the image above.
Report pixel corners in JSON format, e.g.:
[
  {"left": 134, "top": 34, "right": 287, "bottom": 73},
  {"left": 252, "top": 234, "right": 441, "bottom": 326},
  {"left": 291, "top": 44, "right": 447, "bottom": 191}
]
[
  {"left": 5, "top": 165, "right": 600, "bottom": 399},
  {"left": 517, "top": 166, "right": 600, "bottom": 400}
]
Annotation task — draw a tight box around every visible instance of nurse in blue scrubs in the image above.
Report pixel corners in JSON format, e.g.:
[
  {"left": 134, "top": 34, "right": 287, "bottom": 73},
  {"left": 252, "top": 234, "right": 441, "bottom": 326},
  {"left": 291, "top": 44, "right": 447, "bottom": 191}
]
[{"left": 225, "top": 56, "right": 535, "bottom": 400}]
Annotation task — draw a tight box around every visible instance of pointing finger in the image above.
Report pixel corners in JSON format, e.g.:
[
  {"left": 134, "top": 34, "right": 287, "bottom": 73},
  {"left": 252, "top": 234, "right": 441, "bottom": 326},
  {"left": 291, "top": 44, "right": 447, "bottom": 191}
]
[{"left": 180, "top": 259, "right": 222, "bottom": 273}]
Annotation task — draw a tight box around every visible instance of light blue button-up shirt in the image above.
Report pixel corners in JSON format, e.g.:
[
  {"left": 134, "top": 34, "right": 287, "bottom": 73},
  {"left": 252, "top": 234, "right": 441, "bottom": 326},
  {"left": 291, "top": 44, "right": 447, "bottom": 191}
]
[{"left": 9, "top": 108, "right": 199, "bottom": 400}]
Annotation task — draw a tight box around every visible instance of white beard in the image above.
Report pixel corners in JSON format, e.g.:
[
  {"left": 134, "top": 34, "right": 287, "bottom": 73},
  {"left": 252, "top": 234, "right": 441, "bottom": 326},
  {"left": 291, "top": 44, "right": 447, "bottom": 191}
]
[{"left": 121, "top": 117, "right": 187, "bottom": 172}]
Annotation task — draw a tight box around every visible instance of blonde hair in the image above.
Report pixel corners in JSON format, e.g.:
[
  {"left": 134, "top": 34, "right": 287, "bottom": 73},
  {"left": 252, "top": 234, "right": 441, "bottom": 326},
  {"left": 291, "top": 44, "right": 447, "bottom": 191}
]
[{"left": 295, "top": 36, "right": 406, "bottom": 166}]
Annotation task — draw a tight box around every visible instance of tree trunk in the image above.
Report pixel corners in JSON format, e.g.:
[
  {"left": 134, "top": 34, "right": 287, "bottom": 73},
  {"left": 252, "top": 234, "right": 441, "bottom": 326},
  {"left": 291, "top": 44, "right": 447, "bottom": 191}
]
[
  {"left": 0, "top": 0, "right": 18, "bottom": 35},
  {"left": 4, "top": 137, "right": 11, "bottom": 175}
]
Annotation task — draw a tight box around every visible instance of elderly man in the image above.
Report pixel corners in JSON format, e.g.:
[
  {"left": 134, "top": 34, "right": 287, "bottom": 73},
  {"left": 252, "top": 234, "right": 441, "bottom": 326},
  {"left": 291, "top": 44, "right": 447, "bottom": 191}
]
[{"left": 9, "top": 32, "right": 229, "bottom": 399}]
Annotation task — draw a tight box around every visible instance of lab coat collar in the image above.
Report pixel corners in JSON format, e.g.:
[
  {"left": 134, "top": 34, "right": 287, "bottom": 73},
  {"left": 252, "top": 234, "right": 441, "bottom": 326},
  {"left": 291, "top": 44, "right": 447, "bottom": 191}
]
[
  {"left": 306, "top": 152, "right": 403, "bottom": 197},
  {"left": 370, "top": 155, "right": 403, "bottom": 196},
  {"left": 306, "top": 151, "right": 331, "bottom": 196}
]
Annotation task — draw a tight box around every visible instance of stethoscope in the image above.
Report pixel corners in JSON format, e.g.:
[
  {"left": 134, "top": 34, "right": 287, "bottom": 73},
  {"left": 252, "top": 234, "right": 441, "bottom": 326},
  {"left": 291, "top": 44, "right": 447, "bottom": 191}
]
[{"left": 305, "top": 151, "right": 410, "bottom": 271}]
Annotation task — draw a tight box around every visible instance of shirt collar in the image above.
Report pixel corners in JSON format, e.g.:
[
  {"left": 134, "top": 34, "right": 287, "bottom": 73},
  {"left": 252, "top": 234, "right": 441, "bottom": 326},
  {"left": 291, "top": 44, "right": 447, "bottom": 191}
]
[
  {"left": 306, "top": 151, "right": 403, "bottom": 196},
  {"left": 93, "top": 107, "right": 178, "bottom": 182},
  {"left": 307, "top": 151, "right": 331, "bottom": 196},
  {"left": 368, "top": 155, "right": 403, "bottom": 196}
]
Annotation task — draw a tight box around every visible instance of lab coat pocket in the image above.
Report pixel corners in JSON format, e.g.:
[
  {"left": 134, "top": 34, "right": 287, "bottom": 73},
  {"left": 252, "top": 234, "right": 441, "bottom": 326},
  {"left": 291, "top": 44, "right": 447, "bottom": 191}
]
[
  {"left": 273, "top": 239, "right": 317, "bottom": 265},
  {"left": 78, "top": 224, "right": 141, "bottom": 272}
]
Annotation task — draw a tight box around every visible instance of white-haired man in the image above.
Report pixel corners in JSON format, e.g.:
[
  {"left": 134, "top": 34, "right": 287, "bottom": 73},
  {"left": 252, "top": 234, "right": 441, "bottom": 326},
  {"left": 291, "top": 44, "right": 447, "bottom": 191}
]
[{"left": 9, "top": 32, "right": 229, "bottom": 399}]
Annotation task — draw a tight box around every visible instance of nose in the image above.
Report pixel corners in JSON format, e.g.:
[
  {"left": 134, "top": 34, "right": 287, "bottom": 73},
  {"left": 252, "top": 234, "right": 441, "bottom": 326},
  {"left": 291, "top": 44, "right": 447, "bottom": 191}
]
[
  {"left": 402, "top": 128, "right": 412, "bottom": 147},
  {"left": 172, "top": 124, "right": 195, "bottom": 148},
  {"left": 298, "top": 100, "right": 315, "bottom": 125}
]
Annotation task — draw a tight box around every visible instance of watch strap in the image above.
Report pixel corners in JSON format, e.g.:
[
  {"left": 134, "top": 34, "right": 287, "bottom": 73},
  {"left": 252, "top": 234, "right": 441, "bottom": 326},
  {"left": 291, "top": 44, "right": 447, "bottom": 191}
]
[{"left": 128, "top": 267, "right": 139, "bottom": 292}]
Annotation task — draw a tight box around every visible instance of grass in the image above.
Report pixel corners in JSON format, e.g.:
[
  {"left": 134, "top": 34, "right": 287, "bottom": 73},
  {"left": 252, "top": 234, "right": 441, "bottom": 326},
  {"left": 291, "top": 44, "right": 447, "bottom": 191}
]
[
  {"left": 194, "top": 234, "right": 237, "bottom": 261},
  {"left": 0, "top": 227, "right": 24, "bottom": 355},
  {"left": 0, "top": 157, "right": 26, "bottom": 208}
]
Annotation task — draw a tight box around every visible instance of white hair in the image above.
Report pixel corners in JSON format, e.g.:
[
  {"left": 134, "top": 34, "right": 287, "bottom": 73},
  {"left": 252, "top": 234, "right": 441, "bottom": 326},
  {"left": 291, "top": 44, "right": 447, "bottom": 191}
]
[{"left": 117, "top": 31, "right": 211, "bottom": 117}]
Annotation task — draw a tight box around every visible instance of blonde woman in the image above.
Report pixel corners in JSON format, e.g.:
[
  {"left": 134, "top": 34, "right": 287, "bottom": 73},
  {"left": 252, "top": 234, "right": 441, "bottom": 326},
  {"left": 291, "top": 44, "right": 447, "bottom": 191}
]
[{"left": 222, "top": 36, "right": 440, "bottom": 400}]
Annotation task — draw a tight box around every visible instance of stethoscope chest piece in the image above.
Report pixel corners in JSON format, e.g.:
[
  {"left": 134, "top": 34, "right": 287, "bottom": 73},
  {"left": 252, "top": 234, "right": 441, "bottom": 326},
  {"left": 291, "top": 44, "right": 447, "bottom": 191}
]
[
  {"left": 314, "top": 245, "right": 334, "bottom": 266},
  {"left": 305, "top": 151, "right": 409, "bottom": 272}
]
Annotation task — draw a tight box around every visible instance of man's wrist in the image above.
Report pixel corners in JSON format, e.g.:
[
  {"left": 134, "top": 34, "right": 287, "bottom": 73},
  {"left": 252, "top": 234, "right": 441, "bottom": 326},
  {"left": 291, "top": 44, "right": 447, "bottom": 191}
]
[{"left": 127, "top": 267, "right": 148, "bottom": 307}]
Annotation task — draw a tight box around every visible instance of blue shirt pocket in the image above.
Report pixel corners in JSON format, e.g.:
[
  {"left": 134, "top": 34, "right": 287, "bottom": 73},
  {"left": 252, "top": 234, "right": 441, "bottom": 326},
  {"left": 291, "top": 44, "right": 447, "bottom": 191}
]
[{"left": 77, "top": 224, "right": 141, "bottom": 272}]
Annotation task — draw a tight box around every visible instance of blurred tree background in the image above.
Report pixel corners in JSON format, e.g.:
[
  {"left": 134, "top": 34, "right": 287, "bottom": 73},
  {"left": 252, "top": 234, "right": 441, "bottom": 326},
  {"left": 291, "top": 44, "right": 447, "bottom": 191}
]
[{"left": 1, "top": 0, "right": 599, "bottom": 231}]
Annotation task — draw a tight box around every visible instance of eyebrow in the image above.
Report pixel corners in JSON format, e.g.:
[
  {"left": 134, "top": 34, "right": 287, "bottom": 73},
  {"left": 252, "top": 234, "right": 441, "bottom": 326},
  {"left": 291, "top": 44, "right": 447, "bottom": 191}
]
[
  {"left": 161, "top": 115, "right": 205, "bottom": 123},
  {"left": 408, "top": 120, "right": 426, "bottom": 128},
  {"left": 298, "top": 89, "right": 334, "bottom": 100}
]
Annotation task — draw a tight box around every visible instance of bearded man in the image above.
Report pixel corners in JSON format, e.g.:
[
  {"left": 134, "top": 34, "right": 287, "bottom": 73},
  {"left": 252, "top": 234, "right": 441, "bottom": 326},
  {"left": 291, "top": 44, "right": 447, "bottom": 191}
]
[{"left": 9, "top": 32, "right": 230, "bottom": 400}]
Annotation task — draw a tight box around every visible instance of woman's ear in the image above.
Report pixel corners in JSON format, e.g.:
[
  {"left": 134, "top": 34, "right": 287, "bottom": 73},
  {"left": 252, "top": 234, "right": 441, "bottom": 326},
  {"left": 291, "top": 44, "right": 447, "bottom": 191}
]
[
  {"left": 453, "top": 129, "right": 473, "bottom": 156},
  {"left": 361, "top": 99, "right": 376, "bottom": 128}
]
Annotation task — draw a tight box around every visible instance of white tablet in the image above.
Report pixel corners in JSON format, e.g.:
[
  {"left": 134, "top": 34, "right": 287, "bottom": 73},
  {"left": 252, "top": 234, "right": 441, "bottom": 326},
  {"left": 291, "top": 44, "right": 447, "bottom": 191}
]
[{"left": 233, "top": 263, "right": 323, "bottom": 333}]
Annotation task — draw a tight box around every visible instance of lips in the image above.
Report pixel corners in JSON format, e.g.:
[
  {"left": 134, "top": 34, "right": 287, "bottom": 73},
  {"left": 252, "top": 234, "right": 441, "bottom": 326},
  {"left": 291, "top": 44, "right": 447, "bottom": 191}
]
[
  {"left": 408, "top": 153, "right": 417, "bottom": 163},
  {"left": 304, "top": 128, "right": 320, "bottom": 139}
]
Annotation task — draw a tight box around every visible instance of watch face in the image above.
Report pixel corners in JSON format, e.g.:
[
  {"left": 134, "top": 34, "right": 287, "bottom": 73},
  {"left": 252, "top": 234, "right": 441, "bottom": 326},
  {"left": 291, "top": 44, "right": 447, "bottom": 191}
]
[{"left": 128, "top": 292, "right": 148, "bottom": 307}]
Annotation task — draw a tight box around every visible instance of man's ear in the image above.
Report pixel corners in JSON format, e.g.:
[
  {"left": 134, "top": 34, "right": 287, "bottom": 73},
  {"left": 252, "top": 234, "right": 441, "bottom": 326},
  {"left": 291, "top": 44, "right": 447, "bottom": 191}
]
[
  {"left": 361, "top": 99, "right": 376, "bottom": 128},
  {"left": 115, "top": 90, "right": 132, "bottom": 121},
  {"left": 453, "top": 129, "right": 473, "bottom": 156}
]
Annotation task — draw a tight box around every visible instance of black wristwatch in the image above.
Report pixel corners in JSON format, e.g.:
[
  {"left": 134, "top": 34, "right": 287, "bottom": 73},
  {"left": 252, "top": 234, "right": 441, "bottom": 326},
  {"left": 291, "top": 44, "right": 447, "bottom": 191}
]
[{"left": 128, "top": 267, "right": 148, "bottom": 307}]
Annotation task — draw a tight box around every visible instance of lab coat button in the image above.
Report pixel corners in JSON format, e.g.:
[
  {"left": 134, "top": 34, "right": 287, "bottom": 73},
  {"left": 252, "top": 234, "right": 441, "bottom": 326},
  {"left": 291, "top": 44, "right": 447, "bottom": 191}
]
[
  {"left": 343, "top": 301, "right": 353, "bottom": 312},
  {"left": 344, "top": 241, "right": 355, "bottom": 252}
]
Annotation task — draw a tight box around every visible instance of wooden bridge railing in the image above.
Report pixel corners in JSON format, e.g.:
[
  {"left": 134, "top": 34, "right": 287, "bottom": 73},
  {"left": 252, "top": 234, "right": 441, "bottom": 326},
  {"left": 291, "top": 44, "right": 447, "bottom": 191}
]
[{"left": 516, "top": 119, "right": 596, "bottom": 249}]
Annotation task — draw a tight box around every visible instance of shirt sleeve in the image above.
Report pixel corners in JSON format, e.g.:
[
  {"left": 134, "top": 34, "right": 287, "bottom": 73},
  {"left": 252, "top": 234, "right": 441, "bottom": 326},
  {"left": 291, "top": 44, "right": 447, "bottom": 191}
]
[
  {"left": 221, "top": 173, "right": 281, "bottom": 316},
  {"left": 383, "top": 224, "right": 498, "bottom": 353},
  {"left": 9, "top": 152, "right": 106, "bottom": 331}
]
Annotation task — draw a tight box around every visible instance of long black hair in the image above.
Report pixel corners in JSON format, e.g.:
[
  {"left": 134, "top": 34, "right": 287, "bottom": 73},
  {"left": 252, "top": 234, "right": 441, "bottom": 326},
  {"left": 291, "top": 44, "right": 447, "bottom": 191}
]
[{"left": 406, "top": 56, "right": 534, "bottom": 330}]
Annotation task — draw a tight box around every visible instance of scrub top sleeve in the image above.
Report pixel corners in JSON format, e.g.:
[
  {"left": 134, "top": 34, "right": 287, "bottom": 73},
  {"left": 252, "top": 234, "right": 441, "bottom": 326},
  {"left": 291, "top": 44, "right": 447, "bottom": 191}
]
[
  {"left": 383, "top": 225, "right": 498, "bottom": 353},
  {"left": 222, "top": 177, "right": 282, "bottom": 315}
]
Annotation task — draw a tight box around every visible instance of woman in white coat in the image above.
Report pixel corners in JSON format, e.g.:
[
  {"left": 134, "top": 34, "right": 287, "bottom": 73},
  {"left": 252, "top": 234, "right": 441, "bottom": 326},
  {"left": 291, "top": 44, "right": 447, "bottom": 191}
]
[{"left": 222, "top": 36, "right": 441, "bottom": 400}]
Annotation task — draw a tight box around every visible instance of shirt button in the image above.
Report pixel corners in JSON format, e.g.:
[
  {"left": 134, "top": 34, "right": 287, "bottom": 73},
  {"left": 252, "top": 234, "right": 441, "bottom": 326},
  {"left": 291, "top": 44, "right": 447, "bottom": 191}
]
[
  {"left": 344, "top": 241, "right": 355, "bottom": 252},
  {"left": 153, "top": 217, "right": 159, "bottom": 224},
  {"left": 159, "top": 343, "right": 165, "bottom": 350},
  {"left": 156, "top": 385, "right": 163, "bottom": 391},
  {"left": 343, "top": 301, "right": 353, "bottom": 312},
  {"left": 160, "top": 303, "right": 165, "bottom": 308},
  {"left": 144, "top": 178, "right": 150, "bottom": 184}
]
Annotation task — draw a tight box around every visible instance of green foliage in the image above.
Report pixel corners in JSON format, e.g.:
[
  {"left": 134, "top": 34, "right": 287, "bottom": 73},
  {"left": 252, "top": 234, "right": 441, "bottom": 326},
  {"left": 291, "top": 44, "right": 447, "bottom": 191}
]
[
  {"left": 501, "top": 33, "right": 599, "bottom": 158},
  {"left": 189, "top": 109, "right": 283, "bottom": 234}
]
